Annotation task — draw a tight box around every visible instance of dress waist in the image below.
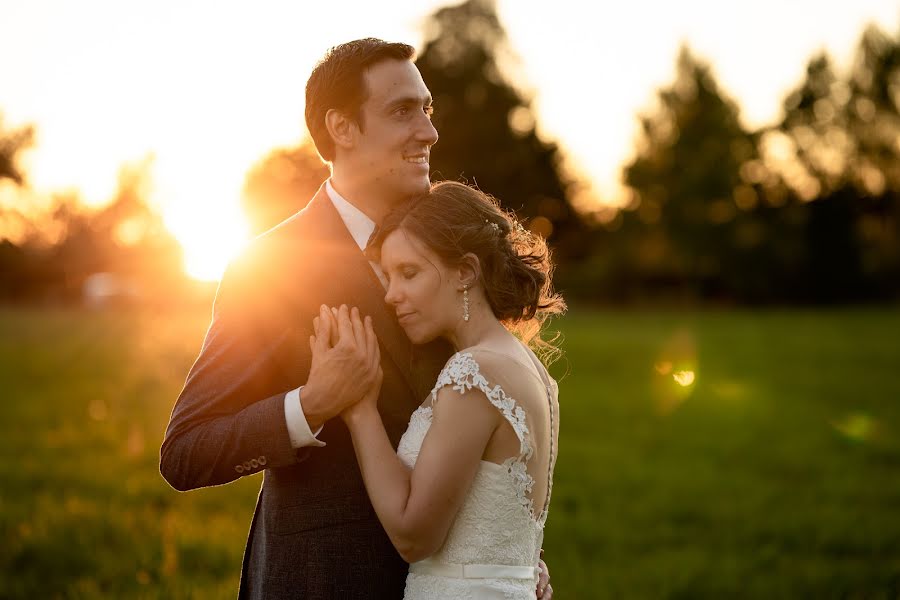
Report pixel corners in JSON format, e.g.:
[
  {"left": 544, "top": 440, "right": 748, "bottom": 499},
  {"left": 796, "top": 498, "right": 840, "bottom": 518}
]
[{"left": 409, "top": 559, "right": 538, "bottom": 580}]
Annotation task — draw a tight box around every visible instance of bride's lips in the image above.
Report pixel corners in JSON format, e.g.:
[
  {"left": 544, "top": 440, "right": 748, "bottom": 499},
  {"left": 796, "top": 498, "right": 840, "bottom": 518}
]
[{"left": 396, "top": 311, "right": 416, "bottom": 325}]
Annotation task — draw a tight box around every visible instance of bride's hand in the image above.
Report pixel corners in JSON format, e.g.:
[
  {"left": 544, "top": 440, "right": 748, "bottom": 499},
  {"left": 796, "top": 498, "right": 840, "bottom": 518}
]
[
  {"left": 305, "top": 305, "right": 381, "bottom": 428},
  {"left": 324, "top": 305, "right": 382, "bottom": 425},
  {"left": 344, "top": 308, "right": 383, "bottom": 426}
]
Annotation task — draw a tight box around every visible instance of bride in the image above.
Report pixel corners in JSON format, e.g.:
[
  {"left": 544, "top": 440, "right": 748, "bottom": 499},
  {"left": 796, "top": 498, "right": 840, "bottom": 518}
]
[{"left": 311, "top": 181, "right": 564, "bottom": 599}]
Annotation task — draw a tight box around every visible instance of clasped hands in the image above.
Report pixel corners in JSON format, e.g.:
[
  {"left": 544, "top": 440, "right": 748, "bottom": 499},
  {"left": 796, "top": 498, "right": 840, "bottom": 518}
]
[{"left": 302, "top": 304, "right": 382, "bottom": 430}]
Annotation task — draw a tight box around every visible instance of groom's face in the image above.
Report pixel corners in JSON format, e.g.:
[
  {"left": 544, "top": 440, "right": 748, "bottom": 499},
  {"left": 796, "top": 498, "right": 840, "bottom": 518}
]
[{"left": 353, "top": 59, "right": 438, "bottom": 202}]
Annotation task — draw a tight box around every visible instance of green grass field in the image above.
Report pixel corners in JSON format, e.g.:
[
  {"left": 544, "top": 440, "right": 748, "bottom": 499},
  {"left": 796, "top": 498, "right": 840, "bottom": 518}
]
[{"left": 1, "top": 305, "right": 899, "bottom": 598}]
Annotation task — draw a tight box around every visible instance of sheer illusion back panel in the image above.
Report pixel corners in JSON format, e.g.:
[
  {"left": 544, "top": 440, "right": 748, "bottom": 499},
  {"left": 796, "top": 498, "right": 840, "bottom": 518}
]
[{"left": 431, "top": 349, "right": 559, "bottom": 523}]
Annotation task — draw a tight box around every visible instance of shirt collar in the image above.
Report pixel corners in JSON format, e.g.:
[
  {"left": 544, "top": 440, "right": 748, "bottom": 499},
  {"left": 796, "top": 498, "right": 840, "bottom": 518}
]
[{"left": 325, "top": 179, "right": 377, "bottom": 252}]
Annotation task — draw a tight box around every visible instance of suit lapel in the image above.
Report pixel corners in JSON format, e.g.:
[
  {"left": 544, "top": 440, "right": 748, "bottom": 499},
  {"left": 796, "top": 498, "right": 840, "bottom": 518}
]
[{"left": 301, "top": 187, "right": 420, "bottom": 404}]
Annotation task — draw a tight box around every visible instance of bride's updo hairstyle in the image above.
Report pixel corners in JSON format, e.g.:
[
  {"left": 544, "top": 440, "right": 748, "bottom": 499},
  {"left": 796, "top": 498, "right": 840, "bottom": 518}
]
[{"left": 371, "top": 181, "right": 566, "bottom": 361}]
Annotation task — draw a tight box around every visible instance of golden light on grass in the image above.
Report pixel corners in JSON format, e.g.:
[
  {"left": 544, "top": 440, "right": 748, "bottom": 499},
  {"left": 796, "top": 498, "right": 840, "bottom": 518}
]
[
  {"left": 88, "top": 399, "right": 108, "bottom": 421},
  {"left": 126, "top": 426, "right": 145, "bottom": 458}
]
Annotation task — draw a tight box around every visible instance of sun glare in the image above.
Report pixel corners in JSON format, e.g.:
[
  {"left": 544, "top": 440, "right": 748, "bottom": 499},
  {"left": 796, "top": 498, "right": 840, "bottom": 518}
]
[
  {"left": 162, "top": 194, "right": 249, "bottom": 282},
  {"left": 181, "top": 228, "right": 247, "bottom": 282}
]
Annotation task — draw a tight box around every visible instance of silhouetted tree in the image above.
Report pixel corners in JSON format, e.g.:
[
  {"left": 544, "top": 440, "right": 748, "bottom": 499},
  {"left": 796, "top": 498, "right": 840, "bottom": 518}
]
[
  {"left": 0, "top": 115, "right": 39, "bottom": 298},
  {"left": 241, "top": 141, "right": 329, "bottom": 236},
  {"left": 0, "top": 114, "right": 34, "bottom": 185},
  {"left": 845, "top": 25, "right": 900, "bottom": 298},
  {"left": 774, "top": 25, "right": 900, "bottom": 301},
  {"left": 415, "top": 0, "right": 586, "bottom": 260},
  {"left": 620, "top": 46, "right": 795, "bottom": 302},
  {"left": 776, "top": 53, "right": 865, "bottom": 301}
]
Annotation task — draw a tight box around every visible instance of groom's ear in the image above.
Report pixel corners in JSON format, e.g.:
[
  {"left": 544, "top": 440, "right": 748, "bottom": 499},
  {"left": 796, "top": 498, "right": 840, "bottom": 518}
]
[
  {"left": 325, "top": 109, "right": 358, "bottom": 151},
  {"left": 457, "top": 253, "right": 481, "bottom": 289}
]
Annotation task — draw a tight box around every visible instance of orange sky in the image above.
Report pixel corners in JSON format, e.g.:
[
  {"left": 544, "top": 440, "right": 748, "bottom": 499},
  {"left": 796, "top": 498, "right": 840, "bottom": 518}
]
[{"left": 1, "top": 0, "right": 898, "bottom": 279}]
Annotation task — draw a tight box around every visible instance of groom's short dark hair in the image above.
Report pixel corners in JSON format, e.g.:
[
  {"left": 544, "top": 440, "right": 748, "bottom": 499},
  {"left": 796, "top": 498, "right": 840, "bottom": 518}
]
[{"left": 305, "top": 38, "right": 415, "bottom": 162}]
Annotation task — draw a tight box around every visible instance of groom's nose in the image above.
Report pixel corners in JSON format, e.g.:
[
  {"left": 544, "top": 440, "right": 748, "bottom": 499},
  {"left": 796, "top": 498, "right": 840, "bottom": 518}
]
[{"left": 415, "top": 113, "right": 438, "bottom": 147}]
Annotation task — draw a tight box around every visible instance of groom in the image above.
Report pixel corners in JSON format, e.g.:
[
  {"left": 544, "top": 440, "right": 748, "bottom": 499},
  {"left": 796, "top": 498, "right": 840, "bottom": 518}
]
[{"left": 161, "top": 38, "right": 552, "bottom": 599}]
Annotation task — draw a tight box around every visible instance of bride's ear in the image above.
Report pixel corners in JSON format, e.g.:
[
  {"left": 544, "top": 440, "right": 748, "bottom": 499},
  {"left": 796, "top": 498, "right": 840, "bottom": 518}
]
[{"left": 457, "top": 253, "right": 481, "bottom": 290}]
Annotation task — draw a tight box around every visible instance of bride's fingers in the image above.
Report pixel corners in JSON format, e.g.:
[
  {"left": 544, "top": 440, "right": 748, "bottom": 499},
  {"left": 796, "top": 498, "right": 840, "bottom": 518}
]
[
  {"left": 364, "top": 315, "right": 374, "bottom": 355},
  {"left": 365, "top": 316, "right": 379, "bottom": 372},
  {"left": 335, "top": 305, "right": 354, "bottom": 347},
  {"left": 321, "top": 306, "right": 337, "bottom": 346},
  {"left": 350, "top": 306, "right": 366, "bottom": 349},
  {"left": 373, "top": 325, "right": 381, "bottom": 370}
]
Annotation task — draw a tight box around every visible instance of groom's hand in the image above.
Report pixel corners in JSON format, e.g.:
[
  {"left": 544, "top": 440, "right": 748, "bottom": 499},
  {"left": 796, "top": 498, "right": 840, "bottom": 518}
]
[
  {"left": 536, "top": 549, "right": 553, "bottom": 599},
  {"left": 302, "top": 305, "right": 380, "bottom": 430}
]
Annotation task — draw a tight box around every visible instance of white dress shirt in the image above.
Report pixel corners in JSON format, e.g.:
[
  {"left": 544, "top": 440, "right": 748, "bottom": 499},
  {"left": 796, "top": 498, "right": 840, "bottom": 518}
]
[{"left": 282, "top": 180, "right": 386, "bottom": 448}]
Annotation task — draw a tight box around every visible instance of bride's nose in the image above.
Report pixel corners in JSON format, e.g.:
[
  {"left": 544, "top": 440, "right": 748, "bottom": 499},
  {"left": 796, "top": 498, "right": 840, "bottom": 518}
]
[{"left": 384, "top": 282, "right": 400, "bottom": 306}]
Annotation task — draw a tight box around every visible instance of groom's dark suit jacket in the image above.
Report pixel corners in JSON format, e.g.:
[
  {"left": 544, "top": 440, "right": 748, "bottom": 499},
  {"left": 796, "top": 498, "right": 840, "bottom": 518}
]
[{"left": 160, "top": 185, "right": 451, "bottom": 599}]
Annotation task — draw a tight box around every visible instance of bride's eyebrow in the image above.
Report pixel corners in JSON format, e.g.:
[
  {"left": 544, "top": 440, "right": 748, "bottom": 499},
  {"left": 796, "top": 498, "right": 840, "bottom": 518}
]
[{"left": 387, "top": 260, "right": 418, "bottom": 272}]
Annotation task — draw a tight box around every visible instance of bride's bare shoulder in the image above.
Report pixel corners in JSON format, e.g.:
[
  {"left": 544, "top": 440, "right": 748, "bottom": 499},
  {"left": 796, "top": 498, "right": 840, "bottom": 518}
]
[{"left": 455, "top": 346, "right": 543, "bottom": 385}]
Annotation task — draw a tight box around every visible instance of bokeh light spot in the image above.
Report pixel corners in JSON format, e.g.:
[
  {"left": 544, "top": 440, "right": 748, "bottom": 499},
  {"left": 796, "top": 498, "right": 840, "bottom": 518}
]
[{"left": 673, "top": 370, "right": 695, "bottom": 387}]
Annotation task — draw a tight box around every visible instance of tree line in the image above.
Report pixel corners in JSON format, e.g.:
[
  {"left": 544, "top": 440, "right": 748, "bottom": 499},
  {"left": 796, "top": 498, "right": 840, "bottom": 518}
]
[{"left": 2, "top": 0, "right": 898, "bottom": 305}]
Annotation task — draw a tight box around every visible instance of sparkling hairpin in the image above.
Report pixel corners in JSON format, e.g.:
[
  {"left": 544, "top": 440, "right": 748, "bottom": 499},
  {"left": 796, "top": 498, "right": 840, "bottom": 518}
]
[{"left": 485, "top": 219, "right": 501, "bottom": 234}]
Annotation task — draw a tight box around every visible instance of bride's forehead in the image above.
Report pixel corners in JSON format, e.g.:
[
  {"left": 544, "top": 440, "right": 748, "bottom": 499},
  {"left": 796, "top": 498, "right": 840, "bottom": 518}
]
[{"left": 381, "top": 229, "right": 432, "bottom": 262}]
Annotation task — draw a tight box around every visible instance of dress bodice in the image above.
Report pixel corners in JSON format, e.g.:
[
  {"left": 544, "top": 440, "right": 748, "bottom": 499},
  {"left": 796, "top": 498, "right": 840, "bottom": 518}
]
[{"left": 396, "top": 351, "right": 559, "bottom": 599}]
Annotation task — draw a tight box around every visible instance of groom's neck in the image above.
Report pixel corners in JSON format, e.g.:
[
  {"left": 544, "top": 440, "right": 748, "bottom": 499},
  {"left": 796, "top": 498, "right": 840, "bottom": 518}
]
[{"left": 330, "top": 171, "right": 393, "bottom": 225}]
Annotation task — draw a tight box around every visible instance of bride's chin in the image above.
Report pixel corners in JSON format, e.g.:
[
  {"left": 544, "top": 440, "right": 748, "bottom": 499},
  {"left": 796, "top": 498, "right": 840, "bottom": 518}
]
[{"left": 403, "top": 326, "right": 437, "bottom": 346}]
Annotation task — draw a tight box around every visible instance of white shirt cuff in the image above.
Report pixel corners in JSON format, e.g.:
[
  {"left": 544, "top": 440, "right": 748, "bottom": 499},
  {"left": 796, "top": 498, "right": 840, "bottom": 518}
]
[{"left": 284, "top": 387, "right": 326, "bottom": 448}]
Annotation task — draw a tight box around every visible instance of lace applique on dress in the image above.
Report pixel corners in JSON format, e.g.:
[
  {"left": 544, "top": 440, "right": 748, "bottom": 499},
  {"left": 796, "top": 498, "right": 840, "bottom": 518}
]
[{"left": 429, "top": 352, "right": 538, "bottom": 519}]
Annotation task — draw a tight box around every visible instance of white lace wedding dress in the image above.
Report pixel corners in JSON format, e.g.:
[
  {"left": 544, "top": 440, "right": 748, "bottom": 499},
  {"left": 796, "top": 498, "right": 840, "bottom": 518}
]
[{"left": 397, "top": 350, "right": 559, "bottom": 599}]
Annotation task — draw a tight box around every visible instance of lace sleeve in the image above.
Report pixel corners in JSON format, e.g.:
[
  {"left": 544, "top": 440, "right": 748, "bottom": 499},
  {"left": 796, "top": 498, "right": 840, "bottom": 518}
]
[{"left": 429, "top": 352, "right": 532, "bottom": 460}]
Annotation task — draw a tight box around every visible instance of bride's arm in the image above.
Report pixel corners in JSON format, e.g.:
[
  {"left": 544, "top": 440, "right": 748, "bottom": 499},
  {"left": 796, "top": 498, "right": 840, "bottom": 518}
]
[
  {"left": 344, "top": 385, "right": 500, "bottom": 563},
  {"left": 313, "top": 307, "right": 501, "bottom": 562}
]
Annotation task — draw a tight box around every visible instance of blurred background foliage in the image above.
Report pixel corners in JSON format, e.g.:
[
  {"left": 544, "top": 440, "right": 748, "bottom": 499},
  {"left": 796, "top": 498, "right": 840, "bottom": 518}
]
[{"left": 2, "top": 0, "right": 898, "bottom": 306}]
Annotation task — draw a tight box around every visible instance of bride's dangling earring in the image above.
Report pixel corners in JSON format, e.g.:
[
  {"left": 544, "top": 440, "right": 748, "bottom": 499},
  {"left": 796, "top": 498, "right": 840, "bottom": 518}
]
[{"left": 463, "top": 286, "right": 470, "bottom": 322}]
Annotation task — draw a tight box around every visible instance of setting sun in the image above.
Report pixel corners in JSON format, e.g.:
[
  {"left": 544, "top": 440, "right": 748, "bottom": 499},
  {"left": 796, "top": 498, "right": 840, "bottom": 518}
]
[{"left": 161, "top": 189, "right": 250, "bottom": 281}]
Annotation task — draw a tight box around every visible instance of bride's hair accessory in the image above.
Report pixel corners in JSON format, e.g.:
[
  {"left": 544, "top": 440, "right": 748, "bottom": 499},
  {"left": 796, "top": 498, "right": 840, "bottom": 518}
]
[{"left": 485, "top": 219, "right": 501, "bottom": 235}]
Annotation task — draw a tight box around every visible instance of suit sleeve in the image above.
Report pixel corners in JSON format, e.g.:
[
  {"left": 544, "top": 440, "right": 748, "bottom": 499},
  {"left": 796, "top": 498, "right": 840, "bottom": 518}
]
[{"left": 159, "top": 258, "right": 305, "bottom": 492}]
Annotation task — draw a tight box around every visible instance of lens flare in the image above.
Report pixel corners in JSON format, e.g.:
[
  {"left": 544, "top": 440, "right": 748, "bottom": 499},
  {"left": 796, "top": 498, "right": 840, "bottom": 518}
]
[
  {"left": 652, "top": 328, "right": 698, "bottom": 414},
  {"left": 831, "top": 412, "right": 878, "bottom": 443},
  {"left": 673, "top": 370, "right": 695, "bottom": 387}
]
